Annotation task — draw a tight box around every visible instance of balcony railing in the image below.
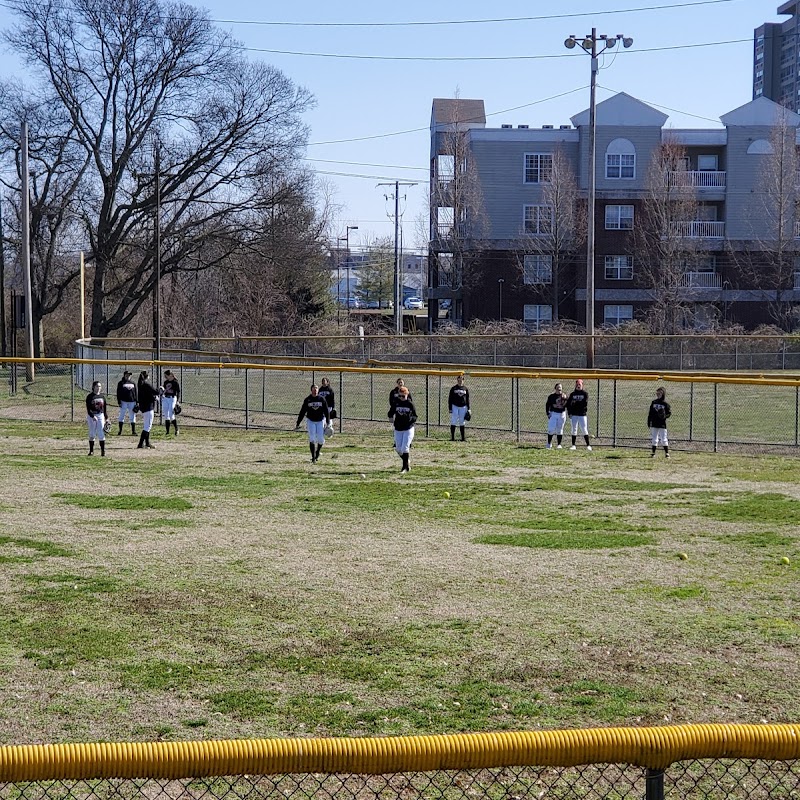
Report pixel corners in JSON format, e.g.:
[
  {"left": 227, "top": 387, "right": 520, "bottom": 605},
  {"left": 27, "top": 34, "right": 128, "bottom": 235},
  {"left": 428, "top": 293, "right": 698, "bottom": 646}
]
[
  {"left": 668, "top": 170, "right": 726, "bottom": 189},
  {"left": 672, "top": 221, "right": 725, "bottom": 239},
  {"left": 680, "top": 271, "right": 722, "bottom": 288},
  {"left": 795, "top": 221, "right": 800, "bottom": 239},
  {"left": 795, "top": 271, "right": 800, "bottom": 290},
  {"left": 434, "top": 222, "right": 467, "bottom": 239}
]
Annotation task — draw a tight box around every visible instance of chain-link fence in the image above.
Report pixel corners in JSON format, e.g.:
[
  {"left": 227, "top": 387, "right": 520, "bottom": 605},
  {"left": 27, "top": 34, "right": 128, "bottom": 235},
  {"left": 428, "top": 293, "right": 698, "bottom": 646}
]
[
  {"left": 2, "top": 352, "right": 799, "bottom": 453},
  {"left": 2, "top": 726, "right": 800, "bottom": 799},
  {"left": 87, "top": 333, "right": 800, "bottom": 371}
]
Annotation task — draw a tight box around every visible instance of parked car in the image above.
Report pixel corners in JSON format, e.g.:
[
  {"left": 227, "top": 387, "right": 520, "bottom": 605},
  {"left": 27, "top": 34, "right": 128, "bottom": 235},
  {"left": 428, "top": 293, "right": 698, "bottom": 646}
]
[
  {"left": 346, "top": 296, "right": 362, "bottom": 309},
  {"left": 403, "top": 296, "right": 424, "bottom": 310}
]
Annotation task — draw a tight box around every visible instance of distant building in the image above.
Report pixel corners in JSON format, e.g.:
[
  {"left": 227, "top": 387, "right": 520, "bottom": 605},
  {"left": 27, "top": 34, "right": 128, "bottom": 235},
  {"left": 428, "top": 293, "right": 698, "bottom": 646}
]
[
  {"left": 428, "top": 93, "right": 800, "bottom": 331},
  {"left": 754, "top": 2, "right": 800, "bottom": 111}
]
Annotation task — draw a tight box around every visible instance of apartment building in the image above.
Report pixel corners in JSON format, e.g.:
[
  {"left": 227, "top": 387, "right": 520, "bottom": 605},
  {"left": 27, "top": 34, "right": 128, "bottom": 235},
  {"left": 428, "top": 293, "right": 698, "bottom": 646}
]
[
  {"left": 428, "top": 92, "right": 800, "bottom": 331},
  {"left": 754, "top": 2, "right": 800, "bottom": 111}
]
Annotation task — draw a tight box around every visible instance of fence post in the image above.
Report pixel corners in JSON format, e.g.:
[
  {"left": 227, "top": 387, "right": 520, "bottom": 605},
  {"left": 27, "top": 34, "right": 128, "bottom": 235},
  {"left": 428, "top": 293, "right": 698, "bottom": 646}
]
[
  {"left": 71, "top": 363, "right": 75, "bottom": 422},
  {"left": 689, "top": 382, "right": 694, "bottom": 442},
  {"left": 438, "top": 373, "right": 442, "bottom": 428},
  {"left": 734, "top": 341, "right": 739, "bottom": 371},
  {"left": 218, "top": 365, "right": 222, "bottom": 410},
  {"left": 339, "top": 371, "right": 344, "bottom": 433},
  {"left": 645, "top": 767, "right": 665, "bottom": 800},
  {"left": 425, "top": 374, "right": 430, "bottom": 437},
  {"left": 795, "top": 385, "right": 799, "bottom": 447},
  {"left": 612, "top": 379, "right": 618, "bottom": 447},
  {"left": 679, "top": 340, "right": 684, "bottom": 371},
  {"left": 595, "top": 378, "right": 600, "bottom": 439},
  {"left": 515, "top": 377, "right": 520, "bottom": 442},
  {"left": 494, "top": 338, "right": 497, "bottom": 366},
  {"left": 782, "top": 339, "right": 787, "bottom": 371},
  {"left": 369, "top": 371, "right": 374, "bottom": 422},
  {"left": 244, "top": 368, "right": 249, "bottom": 430},
  {"left": 618, "top": 339, "right": 622, "bottom": 370},
  {"left": 713, "top": 382, "right": 719, "bottom": 453},
  {"left": 429, "top": 337, "right": 433, "bottom": 364},
  {"left": 556, "top": 336, "right": 561, "bottom": 369},
  {"left": 262, "top": 368, "right": 266, "bottom": 412}
]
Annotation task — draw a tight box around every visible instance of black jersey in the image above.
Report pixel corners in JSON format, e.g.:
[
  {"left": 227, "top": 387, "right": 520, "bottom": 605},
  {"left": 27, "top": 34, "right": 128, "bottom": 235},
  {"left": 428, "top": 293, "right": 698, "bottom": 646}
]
[
  {"left": 546, "top": 391, "right": 567, "bottom": 414},
  {"left": 116, "top": 378, "right": 138, "bottom": 404},
  {"left": 647, "top": 398, "right": 672, "bottom": 428},
  {"left": 567, "top": 389, "right": 589, "bottom": 416},
  {"left": 85, "top": 392, "right": 107, "bottom": 417},
  {"left": 448, "top": 384, "right": 469, "bottom": 409},
  {"left": 317, "top": 385, "right": 335, "bottom": 410},
  {"left": 296, "top": 395, "right": 330, "bottom": 426},
  {"left": 390, "top": 397, "right": 417, "bottom": 431},
  {"left": 137, "top": 380, "right": 160, "bottom": 412},
  {"left": 162, "top": 378, "right": 180, "bottom": 399}
]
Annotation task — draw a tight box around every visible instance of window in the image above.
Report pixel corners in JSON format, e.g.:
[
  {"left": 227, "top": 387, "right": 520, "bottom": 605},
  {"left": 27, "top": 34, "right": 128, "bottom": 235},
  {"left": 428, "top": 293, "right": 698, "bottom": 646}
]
[
  {"left": 524, "top": 205, "right": 553, "bottom": 235},
  {"left": 697, "top": 154, "right": 718, "bottom": 171},
  {"left": 524, "top": 153, "right": 553, "bottom": 184},
  {"left": 605, "top": 205, "right": 634, "bottom": 230},
  {"left": 603, "top": 305, "right": 633, "bottom": 327},
  {"left": 604, "top": 256, "right": 633, "bottom": 280},
  {"left": 605, "top": 138, "right": 636, "bottom": 179},
  {"left": 523, "top": 255, "right": 553, "bottom": 284},
  {"left": 524, "top": 304, "right": 553, "bottom": 331}
]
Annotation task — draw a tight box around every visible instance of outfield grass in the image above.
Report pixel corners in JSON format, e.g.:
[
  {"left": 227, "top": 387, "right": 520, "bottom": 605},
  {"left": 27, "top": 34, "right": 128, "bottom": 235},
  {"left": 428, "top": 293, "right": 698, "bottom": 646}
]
[{"left": 0, "top": 422, "right": 798, "bottom": 744}]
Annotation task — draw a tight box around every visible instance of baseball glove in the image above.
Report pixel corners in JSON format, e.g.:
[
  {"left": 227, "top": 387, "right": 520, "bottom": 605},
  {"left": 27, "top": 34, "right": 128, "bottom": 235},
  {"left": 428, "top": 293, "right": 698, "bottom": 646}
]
[
  {"left": 175, "top": 403, "right": 182, "bottom": 415},
  {"left": 464, "top": 410, "right": 472, "bottom": 422}
]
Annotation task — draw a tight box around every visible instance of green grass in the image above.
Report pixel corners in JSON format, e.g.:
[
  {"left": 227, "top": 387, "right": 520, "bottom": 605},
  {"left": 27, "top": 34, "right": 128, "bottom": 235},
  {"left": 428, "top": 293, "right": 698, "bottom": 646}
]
[{"left": 0, "top": 421, "right": 799, "bottom": 745}]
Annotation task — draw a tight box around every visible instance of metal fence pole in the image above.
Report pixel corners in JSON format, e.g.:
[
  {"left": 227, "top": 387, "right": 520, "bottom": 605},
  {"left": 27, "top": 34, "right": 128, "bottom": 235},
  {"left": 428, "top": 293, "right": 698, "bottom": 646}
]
[
  {"left": 618, "top": 339, "right": 622, "bottom": 370},
  {"left": 369, "top": 371, "right": 374, "bottom": 422},
  {"left": 679, "top": 340, "right": 684, "bottom": 371},
  {"left": 556, "top": 336, "right": 560, "bottom": 369},
  {"left": 425, "top": 374, "right": 429, "bottom": 437},
  {"left": 645, "top": 767, "right": 665, "bottom": 800},
  {"left": 244, "top": 368, "right": 249, "bottom": 430},
  {"left": 262, "top": 368, "right": 266, "bottom": 412},
  {"left": 795, "top": 385, "right": 799, "bottom": 447},
  {"left": 515, "top": 377, "right": 520, "bottom": 442},
  {"left": 783, "top": 340, "right": 787, "bottom": 370},
  {"left": 218, "top": 365, "right": 222, "bottom": 410},
  {"left": 612, "top": 379, "right": 617, "bottom": 447},
  {"left": 689, "top": 382, "right": 694, "bottom": 442},
  {"left": 713, "top": 382, "right": 719, "bottom": 453},
  {"left": 595, "top": 378, "right": 600, "bottom": 439},
  {"left": 437, "top": 373, "right": 442, "bottom": 428},
  {"left": 71, "top": 363, "right": 75, "bottom": 422},
  {"left": 734, "top": 341, "right": 739, "bottom": 371},
  {"left": 339, "top": 371, "right": 344, "bottom": 433}
]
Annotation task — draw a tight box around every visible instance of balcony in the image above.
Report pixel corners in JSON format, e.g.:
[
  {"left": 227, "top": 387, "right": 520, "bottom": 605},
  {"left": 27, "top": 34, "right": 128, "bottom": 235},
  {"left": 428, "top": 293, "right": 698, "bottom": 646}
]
[
  {"left": 795, "top": 271, "right": 800, "bottom": 290},
  {"left": 668, "top": 170, "right": 726, "bottom": 189},
  {"left": 672, "top": 221, "right": 725, "bottom": 239},
  {"left": 795, "top": 221, "right": 800, "bottom": 239},
  {"left": 680, "top": 271, "right": 722, "bottom": 289},
  {"left": 434, "top": 222, "right": 467, "bottom": 240}
]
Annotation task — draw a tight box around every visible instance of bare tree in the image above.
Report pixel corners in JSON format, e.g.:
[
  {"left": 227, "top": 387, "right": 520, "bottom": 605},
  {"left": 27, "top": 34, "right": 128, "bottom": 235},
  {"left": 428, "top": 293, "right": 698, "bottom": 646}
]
[
  {"left": 515, "top": 147, "right": 584, "bottom": 323},
  {"left": 429, "top": 95, "right": 488, "bottom": 325},
  {"left": 633, "top": 138, "right": 700, "bottom": 334},
  {"left": 4, "top": 0, "right": 314, "bottom": 338},
  {"left": 731, "top": 116, "right": 799, "bottom": 331}
]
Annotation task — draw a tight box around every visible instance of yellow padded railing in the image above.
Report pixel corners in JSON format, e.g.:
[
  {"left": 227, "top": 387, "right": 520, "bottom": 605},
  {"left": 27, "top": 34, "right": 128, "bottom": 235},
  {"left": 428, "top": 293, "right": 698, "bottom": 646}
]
[{"left": 1, "top": 725, "right": 799, "bottom": 781}]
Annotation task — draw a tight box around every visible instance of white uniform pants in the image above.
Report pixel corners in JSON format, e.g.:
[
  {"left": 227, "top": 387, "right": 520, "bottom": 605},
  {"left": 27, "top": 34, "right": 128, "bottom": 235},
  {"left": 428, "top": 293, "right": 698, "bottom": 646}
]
[
  {"left": 651, "top": 427, "right": 669, "bottom": 446},
  {"left": 548, "top": 411, "right": 567, "bottom": 435},
  {"left": 306, "top": 419, "right": 325, "bottom": 445},
  {"left": 450, "top": 406, "right": 468, "bottom": 426},
  {"left": 142, "top": 410, "right": 155, "bottom": 432},
  {"left": 162, "top": 396, "right": 177, "bottom": 421},
  {"left": 394, "top": 427, "right": 415, "bottom": 455},
  {"left": 570, "top": 415, "right": 588, "bottom": 436},
  {"left": 118, "top": 401, "right": 137, "bottom": 423},
  {"left": 87, "top": 414, "right": 105, "bottom": 441}
]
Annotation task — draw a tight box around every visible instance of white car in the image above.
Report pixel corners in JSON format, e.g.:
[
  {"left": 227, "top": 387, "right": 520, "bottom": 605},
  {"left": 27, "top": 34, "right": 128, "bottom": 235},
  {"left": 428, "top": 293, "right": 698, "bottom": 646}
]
[{"left": 403, "top": 296, "right": 424, "bottom": 310}]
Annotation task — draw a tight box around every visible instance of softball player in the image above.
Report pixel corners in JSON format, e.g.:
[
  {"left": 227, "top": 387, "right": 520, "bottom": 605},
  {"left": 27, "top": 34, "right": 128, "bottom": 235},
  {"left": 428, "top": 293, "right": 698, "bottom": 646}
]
[
  {"left": 161, "top": 370, "right": 181, "bottom": 436},
  {"left": 136, "top": 371, "right": 160, "bottom": 450},
  {"left": 295, "top": 384, "right": 331, "bottom": 463},
  {"left": 566, "top": 379, "right": 592, "bottom": 451},
  {"left": 318, "top": 377, "right": 336, "bottom": 419},
  {"left": 389, "top": 385, "right": 417, "bottom": 473},
  {"left": 448, "top": 375, "right": 470, "bottom": 441},
  {"left": 115, "top": 370, "right": 138, "bottom": 435},
  {"left": 647, "top": 387, "right": 672, "bottom": 458},
  {"left": 545, "top": 382, "right": 568, "bottom": 449},
  {"left": 85, "top": 381, "right": 108, "bottom": 456}
]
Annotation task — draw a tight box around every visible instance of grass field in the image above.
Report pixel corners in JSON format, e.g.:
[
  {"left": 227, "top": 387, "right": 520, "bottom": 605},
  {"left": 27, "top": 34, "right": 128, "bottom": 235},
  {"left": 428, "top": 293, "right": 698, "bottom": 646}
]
[{"left": 0, "top": 419, "right": 799, "bottom": 745}]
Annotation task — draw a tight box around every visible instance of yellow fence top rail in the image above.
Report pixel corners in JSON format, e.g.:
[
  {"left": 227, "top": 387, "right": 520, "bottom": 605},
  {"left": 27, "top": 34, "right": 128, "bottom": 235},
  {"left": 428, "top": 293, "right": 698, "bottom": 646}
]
[{"left": 1, "top": 724, "right": 800, "bottom": 781}]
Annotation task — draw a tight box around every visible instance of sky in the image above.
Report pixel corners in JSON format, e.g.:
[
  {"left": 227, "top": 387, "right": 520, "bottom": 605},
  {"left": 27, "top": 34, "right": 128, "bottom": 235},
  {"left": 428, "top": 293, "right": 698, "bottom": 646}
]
[{"left": 0, "top": 0, "right": 785, "bottom": 253}]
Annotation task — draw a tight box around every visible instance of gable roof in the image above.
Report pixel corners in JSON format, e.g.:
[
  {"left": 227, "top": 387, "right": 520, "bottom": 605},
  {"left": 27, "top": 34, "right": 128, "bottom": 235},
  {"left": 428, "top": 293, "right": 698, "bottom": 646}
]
[
  {"left": 570, "top": 92, "right": 668, "bottom": 128},
  {"left": 720, "top": 95, "right": 800, "bottom": 127}
]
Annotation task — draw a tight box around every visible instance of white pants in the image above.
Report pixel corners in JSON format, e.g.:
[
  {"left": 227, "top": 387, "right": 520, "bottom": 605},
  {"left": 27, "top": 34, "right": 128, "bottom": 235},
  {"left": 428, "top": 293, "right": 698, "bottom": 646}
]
[
  {"left": 162, "top": 396, "right": 177, "bottom": 421},
  {"left": 651, "top": 427, "right": 669, "bottom": 446},
  {"left": 142, "top": 410, "right": 155, "bottom": 432},
  {"left": 394, "top": 427, "right": 415, "bottom": 455},
  {"left": 450, "top": 406, "right": 468, "bottom": 426},
  {"left": 570, "top": 415, "right": 588, "bottom": 436},
  {"left": 87, "top": 414, "right": 105, "bottom": 441},
  {"left": 548, "top": 411, "right": 567, "bottom": 435},
  {"left": 306, "top": 419, "right": 325, "bottom": 445},
  {"left": 118, "top": 401, "right": 137, "bottom": 423}
]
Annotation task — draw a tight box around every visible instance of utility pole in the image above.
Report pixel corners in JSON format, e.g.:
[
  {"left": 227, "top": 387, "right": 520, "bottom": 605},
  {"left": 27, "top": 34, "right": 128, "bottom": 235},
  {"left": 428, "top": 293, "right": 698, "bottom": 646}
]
[
  {"left": 377, "top": 180, "right": 417, "bottom": 335},
  {"left": 564, "top": 30, "right": 633, "bottom": 369},
  {"left": 0, "top": 202, "right": 6, "bottom": 358},
  {"left": 20, "top": 120, "right": 34, "bottom": 381}
]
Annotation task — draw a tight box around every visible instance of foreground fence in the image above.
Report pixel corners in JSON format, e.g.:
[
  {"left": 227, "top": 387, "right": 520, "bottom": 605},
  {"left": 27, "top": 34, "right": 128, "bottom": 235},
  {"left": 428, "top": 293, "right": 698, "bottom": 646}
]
[
  {"left": 1, "top": 725, "right": 799, "bottom": 799},
  {"left": 2, "top": 354, "right": 800, "bottom": 453}
]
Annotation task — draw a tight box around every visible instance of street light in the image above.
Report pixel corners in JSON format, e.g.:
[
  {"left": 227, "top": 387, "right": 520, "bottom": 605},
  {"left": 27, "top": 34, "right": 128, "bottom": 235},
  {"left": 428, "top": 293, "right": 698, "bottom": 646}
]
[
  {"left": 345, "top": 225, "right": 358, "bottom": 314},
  {"left": 497, "top": 278, "right": 504, "bottom": 321},
  {"left": 564, "top": 30, "right": 633, "bottom": 368}
]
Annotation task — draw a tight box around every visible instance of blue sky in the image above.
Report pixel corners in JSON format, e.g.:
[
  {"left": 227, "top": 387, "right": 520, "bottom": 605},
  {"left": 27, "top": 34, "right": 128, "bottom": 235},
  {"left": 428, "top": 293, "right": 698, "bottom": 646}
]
[{"left": 0, "top": 0, "right": 784, "bottom": 250}]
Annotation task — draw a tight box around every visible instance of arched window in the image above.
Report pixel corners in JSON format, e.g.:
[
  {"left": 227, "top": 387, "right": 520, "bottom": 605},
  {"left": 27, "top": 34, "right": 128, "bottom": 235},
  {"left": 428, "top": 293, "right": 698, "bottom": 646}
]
[
  {"left": 606, "top": 138, "right": 636, "bottom": 179},
  {"left": 747, "top": 139, "right": 774, "bottom": 155}
]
